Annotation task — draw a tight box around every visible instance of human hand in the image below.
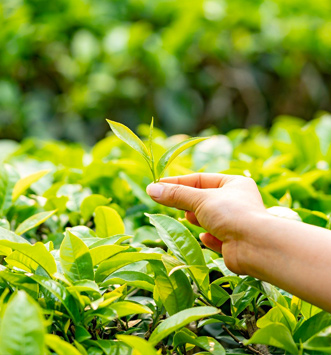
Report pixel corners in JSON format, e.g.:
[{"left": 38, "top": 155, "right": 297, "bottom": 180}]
[{"left": 146, "top": 173, "right": 267, "bottom": 275}]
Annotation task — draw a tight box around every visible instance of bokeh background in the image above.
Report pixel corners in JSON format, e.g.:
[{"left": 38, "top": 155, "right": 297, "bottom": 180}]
[{"left": 1, "top": 0, "right": 331, "bottom": 144}]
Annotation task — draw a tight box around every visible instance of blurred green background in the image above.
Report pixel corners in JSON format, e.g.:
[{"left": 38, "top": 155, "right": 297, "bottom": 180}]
[{"left": 1, "top": 0, "right": 331, "bottom": 144}]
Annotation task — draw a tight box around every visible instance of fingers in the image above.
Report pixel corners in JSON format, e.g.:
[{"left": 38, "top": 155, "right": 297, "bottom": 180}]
[
  {"left": 146, "top": 182, "right": 205, "bottom": 211},
  {"left": 185, "top": 211, "right": 201, "bottom": 226},
  {"left": 200, "top": 233, "right": 223, "bottom": 254},
  {"left": 160, "top": 173, "right": 236, "bottom": 189}
]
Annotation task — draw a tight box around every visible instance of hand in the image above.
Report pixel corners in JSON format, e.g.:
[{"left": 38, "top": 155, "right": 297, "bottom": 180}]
[{"left": 146, "top": 173, "right": 267, "bottom": 275}]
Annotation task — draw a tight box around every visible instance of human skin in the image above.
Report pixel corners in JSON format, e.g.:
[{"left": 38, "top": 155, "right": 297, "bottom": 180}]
[{"left": 146, "top": 173, "right": 331, "bottom": 313}]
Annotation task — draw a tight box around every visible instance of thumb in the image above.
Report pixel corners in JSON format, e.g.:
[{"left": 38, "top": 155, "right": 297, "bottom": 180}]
[{"left": 146, "top": 183, "right": 205, "bottom": 211}]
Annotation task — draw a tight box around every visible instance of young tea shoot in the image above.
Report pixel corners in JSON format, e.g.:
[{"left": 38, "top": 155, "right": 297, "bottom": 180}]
[{"left": 106, "top": 118, "right": 209, "bottom": 182}]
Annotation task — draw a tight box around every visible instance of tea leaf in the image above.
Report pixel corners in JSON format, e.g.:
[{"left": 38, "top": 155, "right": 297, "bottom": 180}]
[
  {"left": 110, "top": 301, "right": 153, "bottom": 317},
  {"left": 15, "top": 210, "right": 57, "bottom": 235},
  {"left": 243, "top": 323, "right": 299, "bottom": 354},
  {"left": 60, "top": 230, "right": 94, "bottom": 281},
  {"left": 156, "top": 137, "right": 208, "bottom": 179},
  {"left": 12, "top": 169, "right": 50, "bottom": 202},
  {"left": 0, "top": 291, "right": 45, "bottom": 355},
  {"left": 81, "top": 194, "right": 111, "bottom": 221},
  {"left": 173, "top": 328, "right": 225, "bottom": 355},
  {"left": 149, "top": 306, "right": 219, "bottom": 346},
  {"left": 106, "top": 119, "right": 151, "bottom": 164},
  {"left": 0, "top": 241, "right": 56, "bottom": 277},
  {"left": 95, "top": 252, "right": 162, "bottom": 283},
  {"left": 147, "top": 214, "right": 205, "bottom": 267},
  {"left": 90, "top": 244, "right": 129, "bottom": 266},
  {"left": 101, "top": 270, "right": 155, "bottom": 292},
  {"left": 117, "top": 335, "right": 158, "bottom": 355},
  {"left": 150, "top": 260, "right": 194, "bottom": 315},
  {"left": 95, "top": 206, "right": 125, "bottom": 238},
  {"left": 46, "top": 334, "right": 81, "bottom": 355}
]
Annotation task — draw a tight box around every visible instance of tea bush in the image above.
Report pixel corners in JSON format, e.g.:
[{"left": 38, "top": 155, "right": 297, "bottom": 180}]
[{"left": 1, "top": 113, "right": 331, "bottom": 354}]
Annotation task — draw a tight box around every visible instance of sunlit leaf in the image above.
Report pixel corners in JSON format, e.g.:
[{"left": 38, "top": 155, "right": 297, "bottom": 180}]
[
  {"left": 149, "top": 307, "right": 219, "bottom": 346},
  {"left": 15, "top": 210, "right": 57, "bottom": 235},
  {"left": 243, "top": 323, "right": 298, "bottom": 355},
  {"left": 0, "top": 291, "right": 45, "bottom": 355},
  {"left": 156, "top": 137, "right": 208, "bottom": 179},
  {"left": 60, "top": 230, "right": 94, "bottom": 281},
  {"left": 95, "top": 206, "right": 125, "bottom": 238},
  {"left": 106, "top": 119, "right": 151, "bottom": 164},
  {"left": 12, "top": 169, "right": 50, "bottom": 202}
]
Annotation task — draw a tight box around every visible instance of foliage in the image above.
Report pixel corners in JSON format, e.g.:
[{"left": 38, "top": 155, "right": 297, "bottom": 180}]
[
  {"left": 107, "top": 118, "right": 208, "bottom": 181},
  {"left": 0, "top": 114, "right": 331, "bottom": 354},
  {"left": 1, "top": 0, "right": 331, "bottom": 142}
]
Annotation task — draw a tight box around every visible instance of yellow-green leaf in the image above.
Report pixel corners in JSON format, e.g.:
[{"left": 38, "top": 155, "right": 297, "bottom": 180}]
[
  {"left": 106, "top": 119, "right": 151, "bottom": 163},
  {"left": 110, "top": 301, "right": 152, "bottom": 318},
  {"left": 156, "top": 137, "right": 208, "bottom": 179},
  {"left": 0, "top": 291, "right": 45, "bottom": 355},
  {"left": 12, "top": 169, "right": 50, "bottom": 202},
  {"left": 117, "top": 335, "right": 158, "bottom": 355},
  {"left": 95, "top": 206, "right": 125, "bottom": 238},
  {"left": 0, "top": 241, "right": 56, "bottom": 277},
  {"left": 90, "top": 244, "right": 129, "bottom": 266},
  {"left": 15, "top": 210, "right": 57, "bottom": 235},
  {"left": 60, "top": 230, "right": 94, "bottom": 282},
  {"left": 46, "top": 334, "right": 81, "bottom": 355}
]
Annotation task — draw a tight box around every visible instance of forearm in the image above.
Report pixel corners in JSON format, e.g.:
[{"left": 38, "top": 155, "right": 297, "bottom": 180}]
[{"left": 243, "top": 213, "right": 331, "bottom": 312}]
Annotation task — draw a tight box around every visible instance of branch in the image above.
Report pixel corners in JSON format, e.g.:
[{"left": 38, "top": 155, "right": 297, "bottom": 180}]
[{"left": 221, "top": 325, "right": 267, "bottom": 355}]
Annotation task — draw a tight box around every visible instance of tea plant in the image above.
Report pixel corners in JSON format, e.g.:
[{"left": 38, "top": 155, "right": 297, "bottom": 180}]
[
  {"left": 107, "top": 119, "right": 208, "bottom": 182},
  {"left": 0, "top": 115, "right": 331, "bottom": 354}
]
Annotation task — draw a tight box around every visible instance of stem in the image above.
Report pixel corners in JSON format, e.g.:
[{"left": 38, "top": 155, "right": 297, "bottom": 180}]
[{"left": 221, "top": 325, "right": 266, "bottom": 355}]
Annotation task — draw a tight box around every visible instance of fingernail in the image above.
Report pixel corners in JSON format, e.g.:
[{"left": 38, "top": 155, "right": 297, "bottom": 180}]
[{"left": 146, "top": 183, "right": 164, "bottom": 198}]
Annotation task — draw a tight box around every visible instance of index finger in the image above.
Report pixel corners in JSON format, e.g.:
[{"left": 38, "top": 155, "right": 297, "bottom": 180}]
[{"left": 160, "top": 173, "right": 235, "bottom": 189}]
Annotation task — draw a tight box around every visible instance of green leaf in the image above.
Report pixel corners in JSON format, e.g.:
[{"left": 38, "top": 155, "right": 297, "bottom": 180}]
[
  {"left": 102, "top": 270, "right": 155, "bottom": 292},
  {"left": 147, "top": 214, "right": 208, "bottom": 292},
  {"left": 173, "top": 328, "right": 225, "bottom": 355},
  {"left": 60, "top": 230, "right": 94, "bottom": 282},
  {"left": 147, "top": 214, "right": 205, "bottom": 266},
  {"left": 243, "top": 323, "right": 299, "bottom": 355},
  {"left": 156, "top": 137, "right": 208, "bottom": 179},
  {"left": 210, "top": 283, "right": 230, "bottom": 308},
  {"left": 303, "top": 326, "right": 331, "bottom": 353},
  {"left": 0, "top": 271, "right": 39, "bottom": 299},
  {"left": 88, "top": 234, "right": 131, "bottom": 248},
  {"left": 29, "top": 275, "right": 80, "bottom": 324},
  {"left": 110, "top": 301, "right": 152, "bottom": 318},
  {"left": 106, "top": 119, "right": 151, "bottom": 164},
  {"left": 75, "top": 325, "right": 91, "bottom": 342},
  {"left": 80, "top": 194, "right": 111, "bottom": 221},
  {"left": 90, "top": 244, "right": 129, "bottom": 266},
  {"left": 0, "top": 226, "right": 29, "bottom": 244},
  {"left": 301, "top": 300, "right": 322, "bottom": 319},
  {"left": 15, "top": 210, "right": 57, "bottom": 235},
  {"left": 0, "top": 291, "right": 45, "bottom": 355},
  {"left": 95, "top": 206, "right": 125, "bottom": 238},
  {"left": 257, "top": 304, "right": 297, "bottom": 333},
  {"left": 0, "top": 164, "right": 19, "bottom": 215},
  {"left": 12, "top": 169, "right": 50, "bottom": 202},
  {"left": 149, "top": 306, "right": 219, "bottom": 346},
  {"left": 150, "top": 260, "right": 194, "bottom": 315},
  {"left": 95, "top": 252, "right": 162, "bottom": 283},
  {"left": 6, "top": 250, "right": 38, "bottom": 272},
  {"left": 117, "top": 335, "right": 158, "bottom": 355},
  {"left": 294, "top": 311, "right": 331, "bottom": 342},
  {"left": 0, "top": 241, "right": 57, "bottom": 277},
  {"left": 67, "top": 226, "right": 99, "bottom": 247},
  {"left": 45, "top": 334, "right": 82, "bottom": 355}
]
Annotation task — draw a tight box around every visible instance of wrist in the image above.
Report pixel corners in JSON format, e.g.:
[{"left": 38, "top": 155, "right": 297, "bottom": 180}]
[{"left": 236, "top": 211, "right": 274, "bottom": 277}]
